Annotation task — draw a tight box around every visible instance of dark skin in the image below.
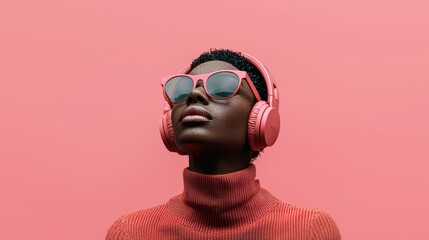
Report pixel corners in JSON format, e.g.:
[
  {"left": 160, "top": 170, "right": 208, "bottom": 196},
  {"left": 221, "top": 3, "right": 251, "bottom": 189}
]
[{"left": 171, "top": 60, "right": 257, "bottom": 174}]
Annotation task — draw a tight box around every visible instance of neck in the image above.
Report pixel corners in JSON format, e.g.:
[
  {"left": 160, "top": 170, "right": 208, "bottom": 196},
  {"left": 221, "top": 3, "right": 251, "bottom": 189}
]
[{"left": 188, "top": 150, "right": 252, "bottom": 174}]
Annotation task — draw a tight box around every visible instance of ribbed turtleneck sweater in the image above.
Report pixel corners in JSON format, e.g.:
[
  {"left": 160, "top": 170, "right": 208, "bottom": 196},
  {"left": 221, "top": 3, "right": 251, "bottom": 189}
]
[{"left": 106, "top": 164, "right": 341, "bottom": 240}]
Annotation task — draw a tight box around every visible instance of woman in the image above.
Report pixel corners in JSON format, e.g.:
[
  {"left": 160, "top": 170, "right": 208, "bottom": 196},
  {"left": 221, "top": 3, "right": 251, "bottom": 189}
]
[{"left": 106, "top": 49, "right": 342, "bottom": 239}]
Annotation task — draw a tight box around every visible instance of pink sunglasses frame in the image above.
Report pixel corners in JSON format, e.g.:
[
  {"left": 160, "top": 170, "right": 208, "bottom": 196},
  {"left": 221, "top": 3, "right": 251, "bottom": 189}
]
[{"left": 161, "top": 70, "right": 262, "bottom": 106}]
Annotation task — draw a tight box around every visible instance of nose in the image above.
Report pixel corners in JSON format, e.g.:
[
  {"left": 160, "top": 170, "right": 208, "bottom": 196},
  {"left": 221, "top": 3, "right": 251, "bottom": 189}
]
[{"left": 186, "top": 80, "right": 209, "bottom": 105}]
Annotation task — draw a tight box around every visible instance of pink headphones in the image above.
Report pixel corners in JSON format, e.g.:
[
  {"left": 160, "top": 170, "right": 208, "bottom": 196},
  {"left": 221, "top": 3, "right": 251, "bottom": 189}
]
[{"left": 159, "top": 52, "right": 280, "bottom": 155}]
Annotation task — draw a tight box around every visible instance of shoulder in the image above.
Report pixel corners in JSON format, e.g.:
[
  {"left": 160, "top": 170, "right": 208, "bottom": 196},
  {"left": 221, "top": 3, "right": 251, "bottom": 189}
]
[
  {"left": 270, "top": 199, "right": 341, "bottom": 239},
  {"left": 307, "top": 208, "right": 342, "bottom": 240},
  {"left": 105, "top": 213, "right": 129, "bottom": 240},
  {"left": 105, "top": 203, "right": 170, "bottom": 240}
]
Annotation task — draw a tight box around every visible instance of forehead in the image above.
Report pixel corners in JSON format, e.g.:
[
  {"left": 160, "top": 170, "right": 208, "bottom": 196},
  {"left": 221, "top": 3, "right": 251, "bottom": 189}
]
[{"left": 189, "top": 60, "right": 239, "bottom": 75}]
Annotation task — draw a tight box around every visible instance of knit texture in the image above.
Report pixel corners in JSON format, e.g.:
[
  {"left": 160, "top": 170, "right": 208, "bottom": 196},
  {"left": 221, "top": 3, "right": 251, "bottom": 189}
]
[{"left": 106, "top": 164, "right": 341, "bottom": 240}]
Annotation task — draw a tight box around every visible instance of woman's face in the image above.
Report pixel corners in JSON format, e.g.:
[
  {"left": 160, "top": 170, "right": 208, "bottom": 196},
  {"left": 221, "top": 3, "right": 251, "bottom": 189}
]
[{"left": 171, "top": 60, "right": 257, "bottom": 156}]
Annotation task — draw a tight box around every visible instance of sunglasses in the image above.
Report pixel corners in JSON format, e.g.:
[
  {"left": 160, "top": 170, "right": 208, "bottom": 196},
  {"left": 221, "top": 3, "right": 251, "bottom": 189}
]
[{"left": 161, "top": 70, "right": 262, "bottom": 105}]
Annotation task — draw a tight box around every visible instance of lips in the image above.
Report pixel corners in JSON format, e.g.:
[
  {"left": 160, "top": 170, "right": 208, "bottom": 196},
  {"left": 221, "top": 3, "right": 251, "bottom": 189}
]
[{"left": 180, "top": 105, "right": 212, "bottom": 122}]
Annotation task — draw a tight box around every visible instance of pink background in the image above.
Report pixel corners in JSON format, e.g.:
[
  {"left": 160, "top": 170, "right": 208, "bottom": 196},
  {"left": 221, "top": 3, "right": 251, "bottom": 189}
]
[{"left": 1, "top": 0, "right": 428, "bottom": 239}]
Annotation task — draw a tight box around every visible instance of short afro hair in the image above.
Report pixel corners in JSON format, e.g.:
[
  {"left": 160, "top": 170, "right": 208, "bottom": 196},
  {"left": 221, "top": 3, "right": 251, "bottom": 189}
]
[
  {"left": 190, "top": 49, "right": 268, "bottom": 101},
  {"left": 190, "top": 49, "right": 268, "bottom": 161}
]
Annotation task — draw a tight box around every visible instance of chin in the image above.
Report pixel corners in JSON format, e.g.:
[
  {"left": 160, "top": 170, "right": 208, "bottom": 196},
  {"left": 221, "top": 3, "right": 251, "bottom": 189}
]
[{"left": 175, "top": 126, "right": 212, "bottom": 141}]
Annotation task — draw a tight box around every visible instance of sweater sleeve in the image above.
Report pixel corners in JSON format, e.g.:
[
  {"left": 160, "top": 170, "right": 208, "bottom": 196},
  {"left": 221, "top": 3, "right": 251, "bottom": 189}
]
[
  {"left": 105, "top": 215, "right": 129, "bottom": 240},
  {"left": 309, "top": 209, "right": 342, "bottom": 240}
]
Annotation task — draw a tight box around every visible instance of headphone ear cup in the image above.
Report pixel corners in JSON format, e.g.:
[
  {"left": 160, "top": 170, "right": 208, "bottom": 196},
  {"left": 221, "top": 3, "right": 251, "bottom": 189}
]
[
  {"left": 248, "top": 101, "right": 268, "bottom": 151},
  {"left": 247, "top": 101, "right": 281, "bottom": 151},
  {"left": 159, "top": 111, "right": 186, "bottom": 155}
]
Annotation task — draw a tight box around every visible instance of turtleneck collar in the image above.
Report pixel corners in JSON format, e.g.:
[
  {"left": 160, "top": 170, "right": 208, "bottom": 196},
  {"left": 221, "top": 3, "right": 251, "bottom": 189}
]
[
  {"left": 168, "top": 164, "right": 279, "bottom": 231},
  {"left": 183, "top": 164, "right": 260, "bottom": 210}
]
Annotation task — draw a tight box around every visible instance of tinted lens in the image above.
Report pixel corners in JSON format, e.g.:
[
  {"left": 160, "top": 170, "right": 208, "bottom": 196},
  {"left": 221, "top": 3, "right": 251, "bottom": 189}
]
[
  {"left": 206, "top": 72, "right": 240, "bottom": 98},
  {"left": 165, "top": 76, "right": 193, "bottom": 102}
]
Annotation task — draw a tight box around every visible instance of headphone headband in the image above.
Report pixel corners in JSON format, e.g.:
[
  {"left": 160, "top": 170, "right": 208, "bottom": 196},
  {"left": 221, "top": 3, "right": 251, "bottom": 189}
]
[{"left": 178, "top": 52, "right": 279, "bottom": 110}]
